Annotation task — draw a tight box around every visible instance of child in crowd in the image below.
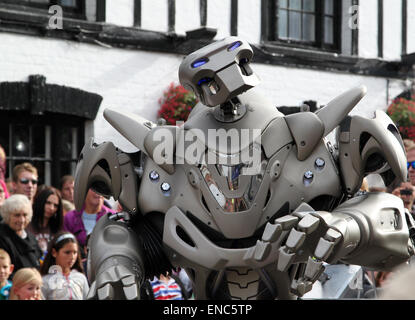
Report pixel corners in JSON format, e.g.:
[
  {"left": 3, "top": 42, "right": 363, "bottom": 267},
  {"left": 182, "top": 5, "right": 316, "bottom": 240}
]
[
  {"left": 40, "top": 231, "right": 89, "bottom": 300},
  {"left": 9, "top": 268, "right": 43, "bottom": 300},
  {"left": 143, "top": 271, "right": 187, "bottom": 300},
  {"left": 0, "top": 249, "right": 14, "bottom": 300}
]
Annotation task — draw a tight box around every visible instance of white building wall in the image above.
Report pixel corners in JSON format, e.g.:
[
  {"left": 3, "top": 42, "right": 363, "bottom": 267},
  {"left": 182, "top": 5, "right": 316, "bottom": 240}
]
[
  {"left": 106, "top": 0, "right": 134, "bottom": 27},
  {"left": 407, "top": 0, "right": 415, "bottom": 54},
  {"left": 358, "top": 0, "right": 378, "bottom": 58},
  {"left": 383, "top": 0, "right": 402, "bottom": 61},
  {"left": 141, "top": 0, "right": 168, "bottom": 32},
  {"left": 175, "top": 0, "right": 200, "bottom": 36},
  {"left": 0, "top": 1, "right": 411, "bottom": 154},
  {"left": 237, "top": 0, "right": 261, "bottom": 44},
  {"left": 207, "top": 0, "right": 231, "bottom": 40},
  {"left": 0, "top": 32, "right": 399, "bottom": 153},
  {"left": 341, "top": 0, "right": 353, "bottom": 56}
]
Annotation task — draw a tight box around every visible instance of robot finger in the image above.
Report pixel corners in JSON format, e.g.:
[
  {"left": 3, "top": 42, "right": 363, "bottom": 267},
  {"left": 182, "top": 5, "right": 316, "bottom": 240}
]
[
  {"left": 261, "top": 222, "right": 282, "bottom": 242},
  {"left": 314, "top": 237, "right": 335, "bottom": 261},
  {"left": 297, "top": 215, "right": 320, "bottom": 234},
  {"left": 274, "top": 215, "right": 299, "bottom": 231},
  {"left": 122, "top": 281, "right": 140, "bottom": 300},
  {"left": 86, "top": 281, "right": 97, "bottom": 300},
  {"left": 277, "top": 246, "right": 295, "bottom": 272},
  {"left": 313, "top": 228, "right": 342, "bottom": 261},
  {"left": 285, "top": 228, "right": 306, "bottom": 252},
  {"left": 114, "top": 265, "right": 134, "bottom": 282},
  {"left": 120, "top": 274, "right": 136, "bottom": 287},
  {"left": 304, "top": 257, "right": 325, "bottom": 283},
  {"left": 97, "top": 283, "right": 115, "bottom": 300},
  {"left": 323, "top": 228, "right": 342, "bottom": 244},
  {"left": 253, "top": 240, "right": 272, "bottom": 262}
]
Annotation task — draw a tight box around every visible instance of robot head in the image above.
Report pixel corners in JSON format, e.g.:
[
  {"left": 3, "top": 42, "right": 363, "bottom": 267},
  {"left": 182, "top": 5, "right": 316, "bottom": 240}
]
[{"left": 178, "top": 37, "right": 260, "bottom": 107}]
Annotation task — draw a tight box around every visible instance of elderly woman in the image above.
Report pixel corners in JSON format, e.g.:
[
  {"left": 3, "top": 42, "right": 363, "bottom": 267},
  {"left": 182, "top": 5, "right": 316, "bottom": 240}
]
[{"left": 0, "top": 194, "right": 42, "bottom": 273}]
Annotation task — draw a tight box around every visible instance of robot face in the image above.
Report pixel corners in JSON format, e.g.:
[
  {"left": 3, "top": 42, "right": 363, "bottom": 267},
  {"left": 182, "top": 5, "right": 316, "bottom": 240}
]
[{"left": 178, "top": 37, "right": 260, "bottom": 107}]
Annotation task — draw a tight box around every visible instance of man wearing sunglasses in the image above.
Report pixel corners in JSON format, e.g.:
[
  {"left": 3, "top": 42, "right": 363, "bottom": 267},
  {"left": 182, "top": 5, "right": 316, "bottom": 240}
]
[
  {"left": 392, "top": 182, "right": 415, "bottom": 215},
  {"left": 11, "top": 163, "right": 38, "bottom": 204},
  {"left": 406, "top": 140, "right": 415, "bottom": 186}
]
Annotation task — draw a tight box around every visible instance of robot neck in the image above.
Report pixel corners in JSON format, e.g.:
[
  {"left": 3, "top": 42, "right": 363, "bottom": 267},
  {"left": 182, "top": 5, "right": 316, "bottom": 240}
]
[{"left": 213, "top": 97, "right": 247, "bottom": 123}]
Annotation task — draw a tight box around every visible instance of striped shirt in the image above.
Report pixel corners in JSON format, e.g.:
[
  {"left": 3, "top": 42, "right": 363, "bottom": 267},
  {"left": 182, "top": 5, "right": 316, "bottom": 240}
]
[{"left": 149, "top": 276, "right": 183, "bottom": 300}]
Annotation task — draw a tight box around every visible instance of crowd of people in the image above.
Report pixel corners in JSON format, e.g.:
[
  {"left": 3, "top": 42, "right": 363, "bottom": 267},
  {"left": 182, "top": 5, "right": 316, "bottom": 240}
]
[
  {"left": 1, "top": 137, "right": 415, "bottom": 300},
  {"left": 0, "top": 161, "right": 191, "bottom": 300}
]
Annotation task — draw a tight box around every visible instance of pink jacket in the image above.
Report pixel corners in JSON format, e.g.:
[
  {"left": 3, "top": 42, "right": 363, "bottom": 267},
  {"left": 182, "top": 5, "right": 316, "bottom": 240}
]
[{"left": 63, "top": 205, "right": 114, "bottom": 247}]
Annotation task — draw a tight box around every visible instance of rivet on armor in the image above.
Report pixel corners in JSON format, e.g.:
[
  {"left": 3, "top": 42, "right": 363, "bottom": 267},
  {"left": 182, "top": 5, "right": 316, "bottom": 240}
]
[
  {"left": 303, "top": 171, "right": 314, "bottom": 186},
  {"left": 270, "top": 161, "right": 281, "bottom": 180},
  {"left": 315, "top": 157, "right": 325, "bottom": 170},
  {"left": 188, "top": 169, "right": 199, "bottom": 188},
  {"left": 149, "top": 170, "right": 159, "bottom": 182},
  {"left": 161, "top": 182, "right": 171, "bottom": 193}
]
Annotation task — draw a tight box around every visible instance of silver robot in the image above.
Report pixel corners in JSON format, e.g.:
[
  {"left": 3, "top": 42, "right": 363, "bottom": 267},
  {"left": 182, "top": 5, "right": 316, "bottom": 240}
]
[{"left": 74, "top": 37, "right": 415, "bottom": 300}]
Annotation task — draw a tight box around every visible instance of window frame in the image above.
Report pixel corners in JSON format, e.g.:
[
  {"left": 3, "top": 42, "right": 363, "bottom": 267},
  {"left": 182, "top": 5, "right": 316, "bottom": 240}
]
[
  {"left": 265, "top": 0, "right": 342, "bottom": 53},
  {"left": 0, "top": 0, "right": 92, "bottom": 21},
  {"left": 1, "top": 112, "right": 84, "bottom": 187}
]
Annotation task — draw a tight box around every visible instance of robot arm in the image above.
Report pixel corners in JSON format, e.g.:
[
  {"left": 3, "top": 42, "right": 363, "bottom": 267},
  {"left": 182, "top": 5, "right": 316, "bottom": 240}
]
[
  {"left": 267, "top": 192, "right": 414, "bottom": 296},
  {"left": 74, "top": 138, "right": 146, "bottom": 300},
  {"left": 86, "top": 214, "right": 145, "bottom": 300}
]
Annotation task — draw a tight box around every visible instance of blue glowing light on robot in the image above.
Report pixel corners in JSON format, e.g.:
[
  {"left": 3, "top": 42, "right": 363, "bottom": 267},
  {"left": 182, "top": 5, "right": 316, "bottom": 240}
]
[
  {"left": 227, "top": 41, "right": 242, "bottom": 51},
  {"left": 191, "top": 58, "right": 209, "bottom": 68}
]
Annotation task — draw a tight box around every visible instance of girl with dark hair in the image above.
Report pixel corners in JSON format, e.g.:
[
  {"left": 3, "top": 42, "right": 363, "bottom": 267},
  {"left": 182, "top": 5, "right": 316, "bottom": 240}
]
[
  {"left": 40, "top": 231, "right": 89, "bottom": 300},
  {"left": 27, "top": 186, "right": 63, "bottom": 261}
]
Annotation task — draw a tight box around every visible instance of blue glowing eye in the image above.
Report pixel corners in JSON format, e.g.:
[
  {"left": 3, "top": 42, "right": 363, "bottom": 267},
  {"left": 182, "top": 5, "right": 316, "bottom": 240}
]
[
  {"left": 227, "top": 41, "right": 242, "bottom": 51},
  {"left": 197, "top": 77, "right": 213, "bottom": 86},
  {"left": 192, "top": 58, "right": 209, "bottom": 68}
]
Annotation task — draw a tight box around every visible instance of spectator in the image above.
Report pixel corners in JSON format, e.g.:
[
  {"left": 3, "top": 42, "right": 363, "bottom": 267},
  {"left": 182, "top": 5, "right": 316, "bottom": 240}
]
[
  {"left": 0, "top": 145, "right": 6, "bottom": 181},
  {"left": 0, "top": 180, "right": 8, "bottom": 224},
  {"left": 392, "top": 182, "right": 415, "bottom": 215},
  {"left": 41, "top": 231, "right": 89, "bottom": 300},
  {"left": 12, "top": 162, "right": 38, "bottom": 203},
  {"left": 5, "top": 178, "right": 14, "bottom": 196},
  {"left": 27, "top": 186, "right": 64, "bottom": 262},
  {"left": 61, "top": 199, "right": 75, "bottom": 216},
  {"left": 366, "top": 182, "right": 415, "bottom": 293},
  {"left": 0, "top": 249, "right": 14, "bottom": 300},
  {"left": 60, "top": 175, "right": 74, "bottom": 204},
  {"left": 0, "top": 194, "right": 42, "bottom": 272},
  {"left": 9, "top": 267, "right": 42, "bottom": 300},
  {"left": 405, "top": 139, "right": 415, "bottom": 186},
  {"left": 64, "top": 189, "right": 115, "bottom": 254},
  {"left": 0, "top": 179, "right": 9, "bottom": 203},
  {"left": 142, "top": 271, "right": 187, "bottom": 300}
]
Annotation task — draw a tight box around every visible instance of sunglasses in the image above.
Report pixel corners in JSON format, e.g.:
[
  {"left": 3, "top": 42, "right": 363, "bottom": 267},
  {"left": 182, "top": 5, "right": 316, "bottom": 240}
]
[
  {"left": 400, "top": 189, "right": 413, "bottom": 196},
  {"left": 408, "top": 161, "right": 415, "bottom": 170},
  {"left": 19, "top": 178, "right": 38, "bottom": 185}
]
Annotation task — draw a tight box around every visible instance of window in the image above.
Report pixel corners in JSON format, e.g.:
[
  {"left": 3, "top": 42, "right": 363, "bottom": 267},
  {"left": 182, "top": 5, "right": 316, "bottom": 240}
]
[
  {"left": 0, "top": 75, "right": 101, "bottom": 188},
  {"left": 0, "top": 113, "right": 83, "bottom": 187},
  {"left": 267, "top": 0, "right": 341, "bottom": 51},
  {"left": 0, "top": 0, "right": 87, "bottom": 20}
]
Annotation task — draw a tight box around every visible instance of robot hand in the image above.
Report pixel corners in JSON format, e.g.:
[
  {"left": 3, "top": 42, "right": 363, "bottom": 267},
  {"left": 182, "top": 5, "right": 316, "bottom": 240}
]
[
  {"left": 270, "top": 211, "right": 343, "bottom": 296},
  {"left": 87, "top": 261, "right": 142, "bottom": 300}
]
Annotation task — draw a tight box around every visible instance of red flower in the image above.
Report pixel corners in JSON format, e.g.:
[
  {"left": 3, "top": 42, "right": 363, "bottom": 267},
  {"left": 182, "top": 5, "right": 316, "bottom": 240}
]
[
  {"left": 157, "top": 82, "right": 198, "bottom": 125},
  {"left": 387, "top": 93, "right": 415, "bottom": 139}
]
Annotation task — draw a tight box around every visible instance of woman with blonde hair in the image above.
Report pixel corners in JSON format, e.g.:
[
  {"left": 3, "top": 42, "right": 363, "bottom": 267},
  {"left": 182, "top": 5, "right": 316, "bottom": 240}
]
[{"left": 9, "top": 268, "right": 42, "bottom": 300}]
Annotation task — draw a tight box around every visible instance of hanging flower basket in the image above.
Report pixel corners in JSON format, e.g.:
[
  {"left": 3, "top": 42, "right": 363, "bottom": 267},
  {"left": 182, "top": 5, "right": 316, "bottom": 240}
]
[
  {"left": 387, "top": 94, "right": 415, "bottom": 140},
  {"left": 157, "top": 82, "right": 198, "bottom": 125}
]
